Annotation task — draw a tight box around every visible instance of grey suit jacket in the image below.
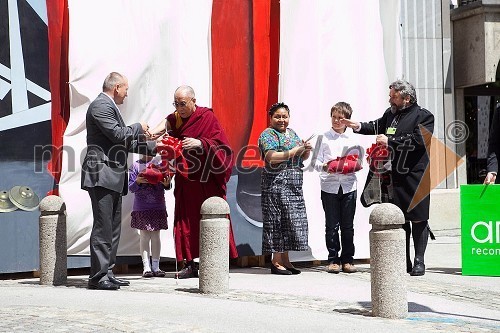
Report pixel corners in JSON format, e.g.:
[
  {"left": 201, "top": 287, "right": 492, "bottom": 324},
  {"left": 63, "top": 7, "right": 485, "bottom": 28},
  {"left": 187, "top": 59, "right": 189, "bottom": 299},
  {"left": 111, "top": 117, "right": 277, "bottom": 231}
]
[{"left": 81, "top": 93, "right": 155, "bottom": 195}]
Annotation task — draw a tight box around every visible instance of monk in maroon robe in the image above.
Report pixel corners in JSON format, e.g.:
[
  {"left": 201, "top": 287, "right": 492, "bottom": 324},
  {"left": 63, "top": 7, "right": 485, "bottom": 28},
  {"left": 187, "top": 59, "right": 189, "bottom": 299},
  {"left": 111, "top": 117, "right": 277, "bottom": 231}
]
[{"left": 152, "top": 85, "right": 238, "bottom": 278}]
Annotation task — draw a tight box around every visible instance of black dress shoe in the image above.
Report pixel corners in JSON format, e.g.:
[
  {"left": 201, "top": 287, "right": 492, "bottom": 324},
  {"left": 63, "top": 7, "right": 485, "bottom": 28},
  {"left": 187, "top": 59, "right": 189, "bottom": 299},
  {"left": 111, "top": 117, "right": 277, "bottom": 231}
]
[
  {"left": 108, "top": 276, "right": 130, "bottom": 286},
  {"left": 410, "top": 262, "right": 425, "bottom": 276},
  {"left": 270, "top": 264, "right": 292, "bottom": 275},
  {"left": 88, "top": 280, "right": 120, "bottom": 290},
  {"left": 284, "top": 266, "right": 301, "bottom": 275}
]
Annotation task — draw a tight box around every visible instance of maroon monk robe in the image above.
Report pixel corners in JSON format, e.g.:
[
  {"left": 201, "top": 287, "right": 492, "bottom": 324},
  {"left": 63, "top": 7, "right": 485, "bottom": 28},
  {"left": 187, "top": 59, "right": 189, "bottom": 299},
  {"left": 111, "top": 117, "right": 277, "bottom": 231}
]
[{"left": 167, "top": 106, "right": 239, "bottom": 261}]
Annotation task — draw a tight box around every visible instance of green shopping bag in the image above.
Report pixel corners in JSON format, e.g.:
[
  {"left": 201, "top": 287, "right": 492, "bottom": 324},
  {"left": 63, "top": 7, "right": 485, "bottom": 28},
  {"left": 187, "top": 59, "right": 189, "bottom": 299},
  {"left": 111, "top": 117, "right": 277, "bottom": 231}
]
[{"left": 460, "top": 184, "right": 500, "bottom": 276}]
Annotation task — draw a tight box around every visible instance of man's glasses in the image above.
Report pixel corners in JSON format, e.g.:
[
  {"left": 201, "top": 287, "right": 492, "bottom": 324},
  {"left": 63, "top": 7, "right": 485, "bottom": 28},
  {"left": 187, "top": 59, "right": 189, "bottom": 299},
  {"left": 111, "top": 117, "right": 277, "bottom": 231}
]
[{"left": 172, "top": 99, "right": 193, "bottom": 108}]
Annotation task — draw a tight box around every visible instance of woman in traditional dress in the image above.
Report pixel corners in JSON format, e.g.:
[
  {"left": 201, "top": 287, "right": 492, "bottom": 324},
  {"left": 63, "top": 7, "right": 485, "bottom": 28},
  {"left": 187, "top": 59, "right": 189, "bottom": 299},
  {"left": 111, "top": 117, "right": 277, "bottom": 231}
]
[{"left": 258, "top": 102, "right": 312, "bottom": 275}]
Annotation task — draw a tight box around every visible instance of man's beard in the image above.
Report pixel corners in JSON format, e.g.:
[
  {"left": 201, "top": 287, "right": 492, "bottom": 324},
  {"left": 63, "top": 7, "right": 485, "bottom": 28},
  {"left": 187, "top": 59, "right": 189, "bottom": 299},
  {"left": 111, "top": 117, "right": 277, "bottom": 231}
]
[{"left": 390, "top": 103, "right": 408, "bottom": 114}]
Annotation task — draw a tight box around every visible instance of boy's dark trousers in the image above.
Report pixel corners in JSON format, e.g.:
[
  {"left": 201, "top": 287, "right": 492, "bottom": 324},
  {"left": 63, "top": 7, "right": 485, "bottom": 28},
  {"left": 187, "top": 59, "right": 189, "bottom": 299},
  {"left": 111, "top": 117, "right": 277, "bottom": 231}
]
[{"left": 321, "top": 187, "right": 356, "bottom": 265}]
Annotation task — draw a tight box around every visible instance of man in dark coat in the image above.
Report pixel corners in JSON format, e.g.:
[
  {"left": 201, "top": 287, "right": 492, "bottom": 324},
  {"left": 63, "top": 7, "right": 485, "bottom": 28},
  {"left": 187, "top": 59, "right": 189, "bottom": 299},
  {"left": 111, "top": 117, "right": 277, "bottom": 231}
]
[
  {"left": 485, "top": 107, "right": 499, "bottom": 184},
  {"left": 82, "top": 72, "right": 155, "bottom": 290},
  {"left": 342, "top": 80, "right": 434, "bottom": 276}
]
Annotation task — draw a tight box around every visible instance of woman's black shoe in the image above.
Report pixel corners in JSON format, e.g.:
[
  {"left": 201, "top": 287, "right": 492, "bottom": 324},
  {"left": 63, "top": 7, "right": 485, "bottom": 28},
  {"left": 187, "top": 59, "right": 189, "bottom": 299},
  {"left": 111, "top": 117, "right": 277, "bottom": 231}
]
[
  {"left": 284, "top": 266, "right": 301, "bottom": 275},
  {"left": 271, "top": 264, "right": 292, "bottom": 275}
]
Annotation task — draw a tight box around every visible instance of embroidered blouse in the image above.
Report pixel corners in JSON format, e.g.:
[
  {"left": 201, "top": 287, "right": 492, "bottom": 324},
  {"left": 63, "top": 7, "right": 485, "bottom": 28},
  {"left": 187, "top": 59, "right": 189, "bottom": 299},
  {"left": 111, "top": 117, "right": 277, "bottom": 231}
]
[{"left": 258, "top": 127, "right": 304, "bottom": 171}]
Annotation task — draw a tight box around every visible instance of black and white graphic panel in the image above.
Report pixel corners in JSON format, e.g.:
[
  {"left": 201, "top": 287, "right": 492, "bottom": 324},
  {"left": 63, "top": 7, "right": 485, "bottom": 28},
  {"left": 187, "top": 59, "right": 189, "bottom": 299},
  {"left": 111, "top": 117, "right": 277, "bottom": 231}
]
[{"left": 0, "top": 0, "right": 51, "bottom": 160}]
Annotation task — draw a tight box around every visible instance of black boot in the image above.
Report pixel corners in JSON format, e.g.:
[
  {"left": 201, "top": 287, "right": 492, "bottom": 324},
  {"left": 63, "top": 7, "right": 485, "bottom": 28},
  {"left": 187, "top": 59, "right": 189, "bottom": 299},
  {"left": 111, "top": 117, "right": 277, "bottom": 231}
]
[
  {"left": 402, "top": 222, "right": 412, "bottom": 273},
  {"left": 411, "top": 257, "right": 425, "bottom": 276},
  {"left": 410, "top": 221, "right": 429, "bottom": 276}
]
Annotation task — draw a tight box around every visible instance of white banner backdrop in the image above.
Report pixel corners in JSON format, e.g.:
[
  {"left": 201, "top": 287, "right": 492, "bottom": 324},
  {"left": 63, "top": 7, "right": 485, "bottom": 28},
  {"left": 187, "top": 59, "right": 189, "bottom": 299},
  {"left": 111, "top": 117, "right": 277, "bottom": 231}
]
[
  {"left": 60, "top": 0, "right": 401, "bottom": 260},
  {"left": 279, "top": 0, "right": 402, "bottom": 260},
  {"left": 60, "top": 0, "right": 212, "bottom": 255}
]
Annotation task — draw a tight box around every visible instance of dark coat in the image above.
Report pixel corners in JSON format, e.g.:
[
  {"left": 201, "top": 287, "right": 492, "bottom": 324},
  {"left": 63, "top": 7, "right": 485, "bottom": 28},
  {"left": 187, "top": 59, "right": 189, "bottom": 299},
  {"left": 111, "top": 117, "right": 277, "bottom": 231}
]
[
  {"left": 487, "top": 107, "right": 500, "bottom": 183},
  {"left": 358, "top": 103, "right": 434, "bottom": 221},
  {"left": 81, "top": 93, "right": 155, "bottom": 195}
]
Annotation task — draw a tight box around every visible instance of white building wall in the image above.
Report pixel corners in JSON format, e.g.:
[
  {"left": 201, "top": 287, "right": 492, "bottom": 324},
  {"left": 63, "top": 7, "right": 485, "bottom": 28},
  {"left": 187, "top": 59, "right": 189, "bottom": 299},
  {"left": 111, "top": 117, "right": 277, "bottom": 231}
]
[{"left": 400, "top": 0, "right": 457, "bottom": 189}]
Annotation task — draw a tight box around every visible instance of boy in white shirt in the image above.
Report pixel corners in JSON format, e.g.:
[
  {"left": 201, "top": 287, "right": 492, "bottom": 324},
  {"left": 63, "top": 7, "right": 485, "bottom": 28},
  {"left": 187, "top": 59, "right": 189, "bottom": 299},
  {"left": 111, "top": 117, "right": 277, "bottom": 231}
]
[{"left": 315, "top": 102, "right": 362, "bottom": 273}]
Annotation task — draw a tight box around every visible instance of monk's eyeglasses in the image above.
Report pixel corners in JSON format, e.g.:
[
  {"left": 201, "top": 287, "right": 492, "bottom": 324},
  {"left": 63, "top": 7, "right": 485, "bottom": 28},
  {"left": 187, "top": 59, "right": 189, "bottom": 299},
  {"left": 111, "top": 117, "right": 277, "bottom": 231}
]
[{"left": 172, "top": 99, "right": 193, "bottom": 108}]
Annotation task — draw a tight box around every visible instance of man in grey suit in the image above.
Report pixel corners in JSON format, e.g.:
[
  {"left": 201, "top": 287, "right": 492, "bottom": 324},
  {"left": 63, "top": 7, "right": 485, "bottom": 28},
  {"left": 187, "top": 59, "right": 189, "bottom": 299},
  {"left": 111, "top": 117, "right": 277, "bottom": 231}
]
[
  {"left": 82, "top": 72, "right": 155, "bottom": 290},
  {"left": 485, "top": 107, "right": 499, "bottom": 185}
]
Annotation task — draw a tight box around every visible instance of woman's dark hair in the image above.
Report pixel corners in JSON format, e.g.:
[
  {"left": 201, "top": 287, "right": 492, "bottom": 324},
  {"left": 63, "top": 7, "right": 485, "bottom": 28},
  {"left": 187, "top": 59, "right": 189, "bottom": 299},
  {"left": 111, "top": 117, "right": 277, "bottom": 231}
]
[{"left": 268, "top": 102, "right": 290, "bottom": 116}]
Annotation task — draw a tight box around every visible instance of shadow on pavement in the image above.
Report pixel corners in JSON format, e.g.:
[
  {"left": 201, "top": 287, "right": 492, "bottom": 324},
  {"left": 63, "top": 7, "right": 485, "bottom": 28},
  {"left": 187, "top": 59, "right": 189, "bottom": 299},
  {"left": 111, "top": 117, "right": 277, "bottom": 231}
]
[
  {"left": 426, "top": 267, "right": 462, "bottom": 275},
  {"left": 409, "top": 302, "right": 500, "bottom": 323},
  {"left": 175, "top": 287, "right": 200, "bottom": 294},
  {"left": 333, "top": 301, "right": 372, "bottom": 317},
  {"left": 229, "top": 267, "right": 272, "bottom": 275},
  {"left": 334, "top": 301, "right": 500, "bottom": 325},
  {"left": 18, "top": 278, "right": 89, "bottom": 288}
]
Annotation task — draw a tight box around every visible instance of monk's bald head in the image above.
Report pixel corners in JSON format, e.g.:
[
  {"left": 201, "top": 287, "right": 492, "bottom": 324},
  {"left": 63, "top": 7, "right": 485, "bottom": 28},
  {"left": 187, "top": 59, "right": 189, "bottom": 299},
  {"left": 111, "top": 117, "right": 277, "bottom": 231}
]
[
  {"left": 173, "top": 85, "right": 197, "bottom": 118},
  {"left": 174, "top": 85, "right": 195, "bottom": 99}
]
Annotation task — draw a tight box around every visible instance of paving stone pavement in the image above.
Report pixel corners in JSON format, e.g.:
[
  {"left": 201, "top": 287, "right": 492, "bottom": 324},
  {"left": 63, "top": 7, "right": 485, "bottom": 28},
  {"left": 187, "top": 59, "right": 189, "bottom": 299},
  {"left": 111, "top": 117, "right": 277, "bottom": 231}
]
[{"left": 0, "top": 232, "right": 498, "bottom": 332}]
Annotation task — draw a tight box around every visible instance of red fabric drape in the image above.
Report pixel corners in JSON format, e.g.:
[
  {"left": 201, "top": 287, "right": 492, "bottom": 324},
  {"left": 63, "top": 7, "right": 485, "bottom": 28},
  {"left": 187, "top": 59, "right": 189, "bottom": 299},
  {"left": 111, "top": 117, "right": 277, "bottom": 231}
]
[
  {"left": 211, "top": 0, "right": 280, "bottom": 168},
  {"left": 211, "top": 0, "right": 253, "bottom": 165},
  {"left": 46, "top": 0, "right": 70, "bottom": 195},
  {"left": 268, "top": 0, "right": 280, "bottom": 114}
]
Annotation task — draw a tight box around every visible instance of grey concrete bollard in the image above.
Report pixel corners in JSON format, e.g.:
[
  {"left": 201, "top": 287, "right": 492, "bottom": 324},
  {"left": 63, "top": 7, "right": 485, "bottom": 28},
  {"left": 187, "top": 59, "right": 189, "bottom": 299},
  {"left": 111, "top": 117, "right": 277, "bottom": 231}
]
[
  {"left": 39, "top": 195, "right": 67, "bottom": 286},
  {"left": 369, "top": 203, "right": 407, "bottom": 319},
  {"left": 199, "top": 196, "right": 230, "bottom": 294}
]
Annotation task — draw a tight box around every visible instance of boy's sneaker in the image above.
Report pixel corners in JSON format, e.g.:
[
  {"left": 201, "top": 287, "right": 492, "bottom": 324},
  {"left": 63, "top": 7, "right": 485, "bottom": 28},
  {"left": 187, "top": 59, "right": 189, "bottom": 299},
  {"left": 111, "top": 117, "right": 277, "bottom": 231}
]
[
  {"left": 326, "top": 263, "right": 341, "bottom": 274},
  {"left": 342, "top": 263, "right": 357, "bottom": 273}
]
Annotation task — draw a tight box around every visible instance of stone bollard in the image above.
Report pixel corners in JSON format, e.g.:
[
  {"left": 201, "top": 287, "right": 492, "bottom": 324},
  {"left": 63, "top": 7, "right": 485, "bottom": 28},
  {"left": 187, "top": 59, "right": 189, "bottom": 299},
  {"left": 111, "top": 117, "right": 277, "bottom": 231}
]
[
  {"left": 199, "top": 196, "right": 230, "bottom": 294},
  {"left": 369, "top": 203, "right": 407, "bottom": 319},
  {"left": 39, "top": 195, "right": 67, "bottom": 285}
]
